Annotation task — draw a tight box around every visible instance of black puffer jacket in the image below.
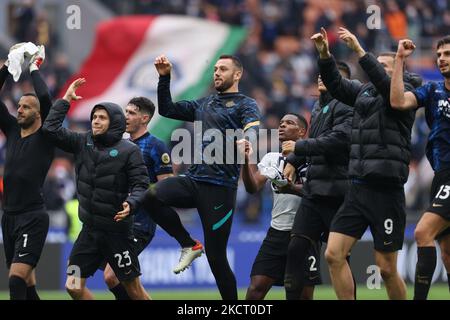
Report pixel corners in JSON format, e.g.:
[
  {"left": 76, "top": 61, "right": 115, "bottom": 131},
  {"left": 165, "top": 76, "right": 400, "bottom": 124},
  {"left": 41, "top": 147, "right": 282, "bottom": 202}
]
[
  {"left": 319, "top": 53, "right": 421, "bottom": 185},
  {"left": 288, "top": 91, "right": 353, "bottom": 198},
  {"left": 42, "top": 100, "right": 149, "bottom": 234}
]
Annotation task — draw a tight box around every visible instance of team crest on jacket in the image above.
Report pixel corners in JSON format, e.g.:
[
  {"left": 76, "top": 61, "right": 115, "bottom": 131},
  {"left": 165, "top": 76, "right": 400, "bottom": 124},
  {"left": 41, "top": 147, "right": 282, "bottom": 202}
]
[
  {"left": 161, "top": 153, "right": 170, "bottom": 164},
  {"left": 109, "top": 149, "right": 119, "bottom": 157},
  {"left": 322, "top": 105, "right": 329, "bottom": 113}
]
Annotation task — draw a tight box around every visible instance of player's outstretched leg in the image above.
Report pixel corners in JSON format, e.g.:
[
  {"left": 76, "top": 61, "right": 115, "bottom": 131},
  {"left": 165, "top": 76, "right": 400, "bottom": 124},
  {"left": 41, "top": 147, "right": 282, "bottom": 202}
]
[
  {"left": 375, "top": 251, "right": 406, "bottom": 300},
  {"left": 414, "top": 212, "right": 450, "bottom": 299},
  {"left": 200, "top": 208, "right": 237, "bottom": 299},
  {"left": 65, "top": 276, "right": 94, "bottom": 300},
  {"left": 141, "top": 182, "right": 197, "bottom": 249},
  {"left": 9, "top": 263, "right": 33, "bottom": 300},
  {"left": 246, "top": 275, "right": 274, "bottom": 300},
  {"left": 104, "top": 263, "right": 131, "bottom": 300},
  {"left": 438, "top": 233, "right": 450, "bottom": 292},
  {"left": 325, "top": 232, "right": 357, "bottom": 300},
  {"left": 25, "top": 270, "right": 40, "bottom": 300},
  {"left": 284, "top": 235, "right": 311, "bottom": 300},
  {"left": 173, "top": 240, "right": 204, "bottom": 274},
  {"left": 122, "top": 278, "right": 150, "bottom": 300}
]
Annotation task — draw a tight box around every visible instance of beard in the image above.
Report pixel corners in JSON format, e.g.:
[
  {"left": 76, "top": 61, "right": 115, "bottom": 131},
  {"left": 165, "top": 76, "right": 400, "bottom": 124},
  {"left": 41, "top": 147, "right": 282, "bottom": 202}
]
[
  {"left": 441, "top": 69, "right": 450, "bottom": 78},
  {"left": 215, "top": 77, "right": 234, "bottom": 92},
  {"left": 17, "top": 114, "right": 37, "bottom": 129}
]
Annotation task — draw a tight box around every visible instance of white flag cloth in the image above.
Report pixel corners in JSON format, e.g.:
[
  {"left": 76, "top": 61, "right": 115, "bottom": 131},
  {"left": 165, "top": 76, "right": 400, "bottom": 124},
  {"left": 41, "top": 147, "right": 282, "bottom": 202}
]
[{"left": 7, "top": 42, "right": 38, "bottom": 82}]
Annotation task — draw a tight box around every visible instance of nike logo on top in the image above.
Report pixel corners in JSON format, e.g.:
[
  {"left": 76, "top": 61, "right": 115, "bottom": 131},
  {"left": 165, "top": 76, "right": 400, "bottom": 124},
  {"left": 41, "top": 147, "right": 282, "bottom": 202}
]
[
  {"left": 383, "top": 241, "right": 393, "bottom": 246},
  {"left": 18, "top": 253, "right": 29, "bottom": 257},
  {"left": 432, "top": 203, "right": 443, "bottom": 207},
  {"left": 214, "top": 204, "right": 224, "bottom": 210}
]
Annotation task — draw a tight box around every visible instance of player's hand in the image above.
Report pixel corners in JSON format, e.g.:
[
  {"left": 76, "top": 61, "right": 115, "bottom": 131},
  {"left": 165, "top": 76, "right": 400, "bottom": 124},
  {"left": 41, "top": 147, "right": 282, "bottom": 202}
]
[
  {"left": 276, "top": 180, "right": 294, "bottom": 194},
  {"left": 281, "top": 140, "right": 295, "bottom": 156},
  {"left": 283, "top": 163, "right": 296, "bottom": 183},
  {"left": 338, "top": 27, "right": 365, "bottom": 57},
  {"left": 63, "top": 78, "right": 85, "bottom": 102},
  {"left": 311, "top": 27, "right": 331, "bottom": 59},
  {"left": 114, "top": 202, "right": 130, "bottom": 222},
  {"left": 154, "top": 54, "right": 172, "bottom": 76},
  {"left": 236, "top": 139, "right": 253, "bottom": 163},
  {"left": 29, "top": 45, "right": 45, "bottom": 71},
  {"left": 396, "top": 39, "right": 416, "bottom": 59}
]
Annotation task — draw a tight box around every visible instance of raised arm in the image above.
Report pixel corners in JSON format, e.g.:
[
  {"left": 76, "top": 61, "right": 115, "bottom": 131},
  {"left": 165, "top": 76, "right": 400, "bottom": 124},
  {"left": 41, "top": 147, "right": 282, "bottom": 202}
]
[
  {"left": 0, "top": 43, "right": 28, "bottom": 91},
  {"left": 237, "top": 139, "right": 267, "bottom": 193},
  {"left": 155, "top": 54, "right": 199, "bottom": 121},
  {"left": 42, "top": 78, "right": 85, "bottom": 153},
  {"left": 312, "top": 28, "right": 361, "bottom": 106},
  {"left": 337, "top": 27, "right": 391, "bottom": 98},
  {"left": 29, "top": 45, "right": 52, "bottom": 121},
  {"left": 31, "top": 70, "right": 52, "bottom": 121},
  {"left": 390, "top": 39, "right": 419, "bottom": 110},
  {"left": 0, "top": 65, "right": 10, "bottom": 91},
  {"left": 0, "top": 99, "right": 17, "bottom": 136}
]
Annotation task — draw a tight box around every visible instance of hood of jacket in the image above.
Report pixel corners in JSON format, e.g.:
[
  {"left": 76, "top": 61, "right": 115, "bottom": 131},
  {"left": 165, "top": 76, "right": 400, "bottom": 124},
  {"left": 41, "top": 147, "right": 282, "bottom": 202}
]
[{"left": 90, "top": 102, "right": 125, "bottom": 147}]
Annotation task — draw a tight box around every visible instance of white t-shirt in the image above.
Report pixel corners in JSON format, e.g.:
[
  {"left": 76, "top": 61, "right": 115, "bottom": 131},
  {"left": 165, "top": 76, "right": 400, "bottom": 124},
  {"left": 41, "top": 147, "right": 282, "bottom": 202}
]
[{"left": 258, "top": 152, "right": 306, "bottom": 231}]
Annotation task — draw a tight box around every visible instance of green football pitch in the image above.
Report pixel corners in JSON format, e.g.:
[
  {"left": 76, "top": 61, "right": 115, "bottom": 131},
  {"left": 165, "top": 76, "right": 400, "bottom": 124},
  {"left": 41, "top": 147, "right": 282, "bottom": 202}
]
[{"left": 0, "top": 285, "right": 448, "bottom": 300}]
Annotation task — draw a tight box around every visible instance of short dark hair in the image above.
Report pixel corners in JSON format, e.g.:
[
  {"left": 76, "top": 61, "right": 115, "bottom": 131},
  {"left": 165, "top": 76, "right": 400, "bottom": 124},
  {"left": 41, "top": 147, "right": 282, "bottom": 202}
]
[
  {"left": 218, "top": 54, "right": 243, "bottom": 72},
  {"left": 377, "top": 51, "right": 404, "bottom": 70},
  {"left": 437, "top": 36, "right": 450, "bottom": 50},
  {"left": 128, "top": 96, "right": 155, "bottom": 117},
  {"left": 336, "top": 61, "right": 351, "bottom": 78},
  {"left": 21, "top": 92, "right": 40, "bottom": 108},
  {"left": 22, "top": 92, "right": 38, "bottom": 99},
  {"left": 92, "top": 105, "right": 106, "bottom": 115},
  {"left": 285, "top": 113, "right": 308, "bottom": 132}
]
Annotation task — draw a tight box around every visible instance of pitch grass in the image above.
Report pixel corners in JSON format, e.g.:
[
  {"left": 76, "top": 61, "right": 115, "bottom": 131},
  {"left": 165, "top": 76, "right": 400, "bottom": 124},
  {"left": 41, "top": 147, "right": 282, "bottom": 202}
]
[{"left": 0, "top": 285, "right": 448, "bottom": 300}]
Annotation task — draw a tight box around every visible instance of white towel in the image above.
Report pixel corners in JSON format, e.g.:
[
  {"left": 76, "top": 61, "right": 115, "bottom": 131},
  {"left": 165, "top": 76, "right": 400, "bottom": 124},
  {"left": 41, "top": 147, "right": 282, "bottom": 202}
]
[{"left": 7, "top": 42, "right": 39, "bottom": 82}]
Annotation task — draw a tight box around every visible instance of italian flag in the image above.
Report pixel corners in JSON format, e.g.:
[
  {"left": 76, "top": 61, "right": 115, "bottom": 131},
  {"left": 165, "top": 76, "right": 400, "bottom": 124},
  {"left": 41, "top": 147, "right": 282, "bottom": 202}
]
[{"left": 63, "top": 15, "right": 246, "bottom": 141}]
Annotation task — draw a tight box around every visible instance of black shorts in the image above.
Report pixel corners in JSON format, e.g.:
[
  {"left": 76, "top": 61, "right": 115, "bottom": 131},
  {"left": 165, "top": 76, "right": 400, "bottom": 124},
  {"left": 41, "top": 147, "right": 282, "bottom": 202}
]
[
  {"left": 427, "top": 169, "right": 450, "bottom": 221},
  {"left": 250, "top": 227, "right": 322, "bottom": 286},
  {"left": 426, "top": 169, "right": 450, "bottom": 239},
  {"left": 131, "top": 230, "right": 154, "bottom": 256},
  {"left": 68, "top": 226, "right": 141, "bottom": 282},
  {"left": 99, "top": 229, "right": 153, "bottom": 271},
  {"left": 330, "top": 181, "right": 406, "bottom": 252},
  {"left": 291, "top": 197, "right": 344, "bottom": 242},
  {"left": 1, "top": 210, "right": 49, "bottom": 269}
]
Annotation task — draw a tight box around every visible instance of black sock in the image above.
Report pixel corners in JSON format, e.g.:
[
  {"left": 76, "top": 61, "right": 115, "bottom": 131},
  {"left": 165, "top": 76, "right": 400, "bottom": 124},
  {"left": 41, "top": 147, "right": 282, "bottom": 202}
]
[
  {"left": 284, "top": 236, "right": 310, "bottom": 300},
  {"left": 142, "top": 190, "right": 195, "bottom": 248},
  {"left": 9, "top": 276, "right": 27, "bottom": 300},
  {"left": 26, "top": 285, "right": 40, "bottom": 300},
  {"left": 346, "top": 255, "right": 357, "bottom": 299},
  {"left": 414, "top": 246, "right": 437, "bottom": 300},
  {"left": 109, "top": 284, "right": 131, "bottom": 300}
]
